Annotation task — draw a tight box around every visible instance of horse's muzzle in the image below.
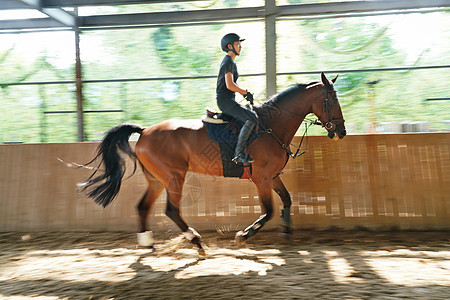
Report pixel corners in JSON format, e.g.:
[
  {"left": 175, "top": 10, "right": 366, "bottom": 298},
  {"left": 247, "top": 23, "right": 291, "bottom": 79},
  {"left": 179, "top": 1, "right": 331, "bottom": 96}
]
[{"left": 327, "top": 122, "right": 346, "bottom": 140}]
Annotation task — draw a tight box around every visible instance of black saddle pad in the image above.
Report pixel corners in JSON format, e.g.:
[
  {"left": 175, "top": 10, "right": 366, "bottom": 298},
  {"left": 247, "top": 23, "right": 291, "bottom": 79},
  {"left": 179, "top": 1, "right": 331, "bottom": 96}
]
[
  {"left": 205, "top": 122, "right": 240, "bottom": 143},
  {"left": 204, "top": 119, "right": 262, "bottom": 144},
  {"left": 204, "top": 120, "right": 262, "bottom": 178}
]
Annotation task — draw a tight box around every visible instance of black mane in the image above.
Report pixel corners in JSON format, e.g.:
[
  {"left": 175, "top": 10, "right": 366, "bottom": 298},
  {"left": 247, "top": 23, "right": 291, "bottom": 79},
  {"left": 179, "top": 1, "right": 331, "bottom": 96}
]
[{"left": 260, "top": 81, "right": 319, "bottom": 108}]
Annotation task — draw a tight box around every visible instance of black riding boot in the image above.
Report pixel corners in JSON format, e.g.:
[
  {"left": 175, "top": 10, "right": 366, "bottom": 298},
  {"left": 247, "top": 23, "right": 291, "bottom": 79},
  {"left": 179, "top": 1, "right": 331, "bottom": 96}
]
[{"left": 233, "top": 120, "right": 256, "bottom": 165}]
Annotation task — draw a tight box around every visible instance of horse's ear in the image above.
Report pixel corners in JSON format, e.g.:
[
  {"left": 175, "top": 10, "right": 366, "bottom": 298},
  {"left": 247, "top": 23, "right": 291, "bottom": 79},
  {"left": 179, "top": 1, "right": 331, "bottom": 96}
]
[
  {"left": 331, "top": 75, "right": 339, "bottom": 83},
  {"left": 321, "top": 72, "right": 332, "bottom": 89}
]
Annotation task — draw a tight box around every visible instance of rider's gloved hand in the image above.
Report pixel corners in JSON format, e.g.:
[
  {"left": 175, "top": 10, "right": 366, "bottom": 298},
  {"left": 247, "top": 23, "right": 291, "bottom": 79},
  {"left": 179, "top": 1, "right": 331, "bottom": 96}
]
[{"left": 244, "top": 91, "right": 254, "bottom": 105}]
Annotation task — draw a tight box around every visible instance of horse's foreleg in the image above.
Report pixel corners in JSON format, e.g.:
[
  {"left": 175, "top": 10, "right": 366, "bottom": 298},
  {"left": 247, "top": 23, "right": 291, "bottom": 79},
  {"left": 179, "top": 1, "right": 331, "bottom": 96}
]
[
  {"left": 235, "top": 181, "right": 274, "bottom": 245},
  {"left": 137, "top": 172, "right": 164, "bottom": 247},
  {"left": 165, "top": 175, "right": 204, "bottom": 251},
  {"left": 272, "top": 176, "right": 293, "bottom": 235}
]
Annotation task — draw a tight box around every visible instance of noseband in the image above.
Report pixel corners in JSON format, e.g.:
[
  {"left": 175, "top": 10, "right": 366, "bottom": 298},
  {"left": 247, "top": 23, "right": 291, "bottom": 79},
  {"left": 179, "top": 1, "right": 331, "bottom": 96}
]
[{"left": 316, "top": 88, "right": 345, "bottom": 132}]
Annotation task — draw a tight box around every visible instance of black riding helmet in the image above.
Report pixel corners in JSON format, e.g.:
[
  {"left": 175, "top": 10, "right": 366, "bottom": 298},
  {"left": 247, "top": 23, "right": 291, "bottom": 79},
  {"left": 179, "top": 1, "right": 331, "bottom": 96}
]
[{"left": 221, "top": 33, "right": 245, "bottom": 55}]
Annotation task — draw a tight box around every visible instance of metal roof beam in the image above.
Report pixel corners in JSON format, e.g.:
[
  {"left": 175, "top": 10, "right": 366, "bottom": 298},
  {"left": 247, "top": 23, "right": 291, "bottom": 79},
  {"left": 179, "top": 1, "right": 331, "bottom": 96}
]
[
  {"left": 79, "top": 0, "right": 450, "bottom": 28},
  {"left": 19, "top": 0, "right": 76, "bottom": 27},
  {"left": 0, "top": 18, "right": 65, "bottom": 30},
  {"left": 41, "top": 0, "right": 205, "bottom": 7},
  {"left": 278, "top": 0, "right": 450, "bottom": 17},
  {"left": 2, "top": 0, "right": 450, "bottom": 31},
  {"left": 80, "top": 6, "right": 262, "bottom": 27},
  {"left": 0, "top": 0, "right": 32, "bottom": 10}
]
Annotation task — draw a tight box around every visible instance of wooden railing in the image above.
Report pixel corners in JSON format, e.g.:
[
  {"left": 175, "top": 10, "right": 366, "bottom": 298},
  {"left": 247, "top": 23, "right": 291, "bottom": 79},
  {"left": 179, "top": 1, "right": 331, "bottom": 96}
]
[{"left": 0, "top": 133, "right": 449, "bottom": 232}]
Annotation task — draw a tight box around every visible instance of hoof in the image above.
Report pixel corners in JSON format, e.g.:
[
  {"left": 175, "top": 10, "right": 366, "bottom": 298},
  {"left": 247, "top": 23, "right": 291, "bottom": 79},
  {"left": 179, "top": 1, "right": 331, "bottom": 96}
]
[
  {"left": 183, "top": 227, "right": 201, "bottom": 241},
  {"left": 192, "top": 236, "right": 204, "bottom": 250},
  {"left": 137, "top": 231, "right": 154, "bottom": 248},
  {"left": 138, "top": 245, "right": 155, "bottom": 252},
  {"left": 279, "top": 227, "right": 293, "bottom": 242},
  {"left": 184, "top": 227, "right": 205, "bottom": 250},
  {"left": 279, "top": 232, "right": 292, "bottom": 241},
  {"left": 281, "top": 226, "right": 293, "bottom": 235},
  {"left": 198, "top": 248, "right": 206, "bottom": 257},
  {"left": 235, "top": 230, "right": 246, "bottom": 246}
]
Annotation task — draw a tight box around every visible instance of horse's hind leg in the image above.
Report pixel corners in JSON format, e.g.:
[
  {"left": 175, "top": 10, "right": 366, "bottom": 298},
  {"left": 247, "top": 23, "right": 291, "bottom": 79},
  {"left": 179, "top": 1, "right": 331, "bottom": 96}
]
[
  {"left": 272, "top": 176, "right": 293, "bottom": 235},
  {"left": 165, "top": 174, "right": 204, "bottom": 251},
  {"left": 137, "top": 171, "right": 164, "bottom": 247}
]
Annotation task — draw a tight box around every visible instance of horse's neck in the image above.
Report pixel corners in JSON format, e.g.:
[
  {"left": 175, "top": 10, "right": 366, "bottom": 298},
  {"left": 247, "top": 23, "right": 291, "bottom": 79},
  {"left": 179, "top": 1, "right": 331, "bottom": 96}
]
[
  {"left": 259, "top": 98, "right": 311, "bottom": 146},
  {"left": 274, "top": 113, "right": 306, "bottom": 147}
]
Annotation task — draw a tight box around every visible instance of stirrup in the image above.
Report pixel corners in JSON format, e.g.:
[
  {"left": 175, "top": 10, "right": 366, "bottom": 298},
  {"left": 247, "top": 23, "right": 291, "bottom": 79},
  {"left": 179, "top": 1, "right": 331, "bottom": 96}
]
[{"left": 232, "top": 154, "right": 254, "bottom": 165}]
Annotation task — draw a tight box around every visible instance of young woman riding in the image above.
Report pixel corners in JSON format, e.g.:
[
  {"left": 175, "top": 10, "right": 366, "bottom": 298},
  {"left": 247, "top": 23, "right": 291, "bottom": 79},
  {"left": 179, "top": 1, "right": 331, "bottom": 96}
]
[{"left": 216, "top": 33, "right": 257, "bottom": 165}]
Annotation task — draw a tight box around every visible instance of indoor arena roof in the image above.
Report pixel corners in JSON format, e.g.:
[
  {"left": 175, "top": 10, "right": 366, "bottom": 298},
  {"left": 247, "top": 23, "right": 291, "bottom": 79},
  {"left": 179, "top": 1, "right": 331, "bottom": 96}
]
[{"left": 1, "top": 0, "right": 450, "bottom": 33}]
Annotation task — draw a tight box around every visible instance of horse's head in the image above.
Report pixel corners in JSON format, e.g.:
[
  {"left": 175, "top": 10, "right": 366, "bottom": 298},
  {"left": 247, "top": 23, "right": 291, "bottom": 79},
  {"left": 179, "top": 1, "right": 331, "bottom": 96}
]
[{"left": 312, "top": 73, "right": 346, "bottom": 140}]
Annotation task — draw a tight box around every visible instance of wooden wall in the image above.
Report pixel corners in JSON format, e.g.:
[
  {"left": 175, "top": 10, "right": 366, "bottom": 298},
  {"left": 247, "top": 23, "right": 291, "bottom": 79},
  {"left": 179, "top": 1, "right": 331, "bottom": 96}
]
[{"left": 0, "top": 133, "right": 449, "bottom": 232}]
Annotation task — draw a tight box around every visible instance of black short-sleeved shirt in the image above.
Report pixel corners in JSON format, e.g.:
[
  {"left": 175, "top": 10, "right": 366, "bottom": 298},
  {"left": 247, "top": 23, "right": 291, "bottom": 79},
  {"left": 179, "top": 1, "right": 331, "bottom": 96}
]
[{"left": 216, "top": 55, "right": 239, "bottom": 100}]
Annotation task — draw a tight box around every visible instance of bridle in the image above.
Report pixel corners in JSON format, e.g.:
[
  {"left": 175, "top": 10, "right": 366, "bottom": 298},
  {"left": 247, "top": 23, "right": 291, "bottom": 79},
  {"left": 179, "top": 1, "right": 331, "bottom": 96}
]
[
  {"left": 316, "top": 88, "right": 345, "bottom": 133},
  {"left": 262, "top": 86, "right": 345, "bottom": 160}
]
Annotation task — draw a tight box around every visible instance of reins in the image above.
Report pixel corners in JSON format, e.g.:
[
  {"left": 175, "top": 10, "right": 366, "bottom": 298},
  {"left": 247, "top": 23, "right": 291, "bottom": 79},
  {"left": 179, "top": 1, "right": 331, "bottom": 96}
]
[{"left": 263, "top": 119, "right": 316, "bottom": 159}]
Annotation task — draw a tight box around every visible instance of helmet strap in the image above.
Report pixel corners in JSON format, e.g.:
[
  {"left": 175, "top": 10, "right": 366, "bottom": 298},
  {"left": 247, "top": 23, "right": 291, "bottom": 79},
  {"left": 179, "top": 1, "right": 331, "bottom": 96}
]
[{"left": 228, "top": 43, "right": 239, "bottom": 56}]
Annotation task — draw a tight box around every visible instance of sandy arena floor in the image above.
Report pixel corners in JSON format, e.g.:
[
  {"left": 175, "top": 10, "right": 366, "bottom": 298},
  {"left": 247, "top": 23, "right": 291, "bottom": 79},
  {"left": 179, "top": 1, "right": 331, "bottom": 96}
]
[{"left": 0, "top": 230, "right": 449, "bottom": 299}]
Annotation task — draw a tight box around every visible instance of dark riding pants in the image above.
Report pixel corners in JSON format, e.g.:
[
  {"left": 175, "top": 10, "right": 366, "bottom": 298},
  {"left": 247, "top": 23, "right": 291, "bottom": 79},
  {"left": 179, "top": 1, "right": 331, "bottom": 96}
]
[{"left": 217, "top": 96, "right": 257, "bottom": 124}]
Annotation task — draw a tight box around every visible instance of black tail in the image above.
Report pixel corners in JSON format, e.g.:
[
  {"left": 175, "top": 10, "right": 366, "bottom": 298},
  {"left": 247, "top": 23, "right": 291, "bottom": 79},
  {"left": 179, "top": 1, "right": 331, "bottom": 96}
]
[{"left": 78, "top": 123, "right": 144, "bottom": 207}]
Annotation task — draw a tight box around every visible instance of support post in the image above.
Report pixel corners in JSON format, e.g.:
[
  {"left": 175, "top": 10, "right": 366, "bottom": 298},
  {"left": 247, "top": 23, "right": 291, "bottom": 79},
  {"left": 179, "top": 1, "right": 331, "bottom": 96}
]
[
  {"left": 74, "top": 20, "right": 84, "bottom": 142},
  {"left": 265, "top": 0, "right": 277, "bottom": 98}
]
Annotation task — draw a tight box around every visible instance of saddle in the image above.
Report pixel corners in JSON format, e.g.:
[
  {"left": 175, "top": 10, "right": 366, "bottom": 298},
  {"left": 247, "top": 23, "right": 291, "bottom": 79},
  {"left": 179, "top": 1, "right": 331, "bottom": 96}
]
[
  {"left": 201, "top": 108, "right": 243, "bottom": 143},
  {"left": 201, "top": 108, "right": 260, "bottom": 180},
  {"left": 201, "top": 108, "right": 233, "bottom": 124}
]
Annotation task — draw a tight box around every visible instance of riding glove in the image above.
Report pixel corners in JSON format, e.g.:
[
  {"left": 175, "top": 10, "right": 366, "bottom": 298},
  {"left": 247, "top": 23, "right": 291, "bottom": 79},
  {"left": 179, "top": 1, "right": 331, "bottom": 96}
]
[{"left": 244, "top": 92, "right": 254, "bottom": 105}]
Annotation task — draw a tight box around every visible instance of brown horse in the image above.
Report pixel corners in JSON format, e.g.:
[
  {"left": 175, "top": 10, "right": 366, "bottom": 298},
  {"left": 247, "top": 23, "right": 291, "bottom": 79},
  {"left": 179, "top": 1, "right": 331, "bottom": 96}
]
[{"left": 79, "top": 72, "right": 346, "bottom": 251}]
